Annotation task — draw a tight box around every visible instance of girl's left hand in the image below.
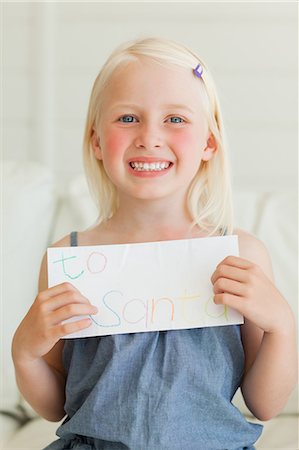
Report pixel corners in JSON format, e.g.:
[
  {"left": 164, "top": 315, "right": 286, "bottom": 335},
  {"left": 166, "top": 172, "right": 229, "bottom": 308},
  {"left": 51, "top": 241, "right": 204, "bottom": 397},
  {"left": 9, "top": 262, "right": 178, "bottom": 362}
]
[{"left": 211, "top": 255, "right": 293, "bottom": 334}]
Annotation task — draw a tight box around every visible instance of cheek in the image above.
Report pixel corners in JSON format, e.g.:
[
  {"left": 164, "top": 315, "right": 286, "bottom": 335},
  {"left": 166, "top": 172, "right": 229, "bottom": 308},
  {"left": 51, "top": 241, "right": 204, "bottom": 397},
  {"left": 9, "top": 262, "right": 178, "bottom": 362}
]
[
  {"left": 171, "top": 130, "right": 202, "bottom": 154},
  {"left": 103, "top": 130, "right": 129, "bottom": 160}
]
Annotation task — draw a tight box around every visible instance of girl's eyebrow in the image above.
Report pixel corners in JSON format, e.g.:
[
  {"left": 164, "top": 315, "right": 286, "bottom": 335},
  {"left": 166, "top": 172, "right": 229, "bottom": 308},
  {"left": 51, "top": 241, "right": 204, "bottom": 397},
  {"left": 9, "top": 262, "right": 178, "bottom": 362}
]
[
  {"left": 110, "top": 103, "right": 140, "bottom": 111},
  {"left": 162, "top": 104, "right": 195, "bottom": 114},
  {"left": 110, "top": 103, "right": 195, "bottom": 114}
]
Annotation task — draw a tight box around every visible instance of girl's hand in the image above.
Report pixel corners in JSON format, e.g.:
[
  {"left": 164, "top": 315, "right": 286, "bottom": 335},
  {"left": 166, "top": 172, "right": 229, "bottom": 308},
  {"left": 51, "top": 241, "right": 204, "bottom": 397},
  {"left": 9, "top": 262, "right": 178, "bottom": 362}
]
[
  {"left": 12, "top": 282, "right": 98, "bottom": 363},
  {"left": 211, "top": 256, "right": 293, "bottom": 334}
]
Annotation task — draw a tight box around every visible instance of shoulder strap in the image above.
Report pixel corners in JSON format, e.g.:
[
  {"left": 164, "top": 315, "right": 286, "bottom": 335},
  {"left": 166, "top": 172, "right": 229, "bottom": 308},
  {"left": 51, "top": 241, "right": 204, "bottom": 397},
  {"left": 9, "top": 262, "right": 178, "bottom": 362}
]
[
  {"left": 70, "top": 231, "right": 78, "bottom": 247},
  {"left": 219, "top": 227, "right": 228, "bottom": 236}
]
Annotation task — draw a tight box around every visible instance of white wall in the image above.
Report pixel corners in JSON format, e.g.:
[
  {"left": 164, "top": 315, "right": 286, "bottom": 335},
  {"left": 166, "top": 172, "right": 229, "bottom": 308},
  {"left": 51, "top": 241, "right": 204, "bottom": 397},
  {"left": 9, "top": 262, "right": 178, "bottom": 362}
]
[{"left": 2, "top": 2, "right": 298, "bottom": 191}]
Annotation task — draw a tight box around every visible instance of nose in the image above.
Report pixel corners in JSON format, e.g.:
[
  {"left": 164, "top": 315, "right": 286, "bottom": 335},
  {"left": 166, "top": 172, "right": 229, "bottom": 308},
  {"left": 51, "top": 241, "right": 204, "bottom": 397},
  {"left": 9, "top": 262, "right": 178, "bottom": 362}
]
[{"left": 134, "top": 122, "right": 163, "bottom": 150}]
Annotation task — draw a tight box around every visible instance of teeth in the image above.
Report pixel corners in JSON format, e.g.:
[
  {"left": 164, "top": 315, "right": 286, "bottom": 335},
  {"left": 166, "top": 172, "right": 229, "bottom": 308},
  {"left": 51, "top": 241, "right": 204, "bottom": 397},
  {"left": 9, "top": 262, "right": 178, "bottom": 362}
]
[{"left": 130, "top": 161, "right": 170, "bottom": 171}]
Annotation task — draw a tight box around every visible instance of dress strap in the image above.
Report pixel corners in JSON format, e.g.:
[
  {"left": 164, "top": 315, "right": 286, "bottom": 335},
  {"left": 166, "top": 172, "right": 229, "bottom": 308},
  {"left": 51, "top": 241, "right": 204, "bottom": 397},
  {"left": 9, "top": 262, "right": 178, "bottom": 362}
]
[
  {"left": 219, "top": 227, "right": 228, "bottom": 236},
  {"left": 70, "top": 231, "right": 78, "bottom": 247}
]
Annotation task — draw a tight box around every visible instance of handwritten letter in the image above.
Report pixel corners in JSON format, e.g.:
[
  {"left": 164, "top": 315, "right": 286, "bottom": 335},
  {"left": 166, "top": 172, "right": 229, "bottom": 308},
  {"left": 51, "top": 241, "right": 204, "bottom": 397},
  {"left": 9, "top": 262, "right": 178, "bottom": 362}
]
[{"left": 47, "top": 235, "right": 243, "bottom": 338}]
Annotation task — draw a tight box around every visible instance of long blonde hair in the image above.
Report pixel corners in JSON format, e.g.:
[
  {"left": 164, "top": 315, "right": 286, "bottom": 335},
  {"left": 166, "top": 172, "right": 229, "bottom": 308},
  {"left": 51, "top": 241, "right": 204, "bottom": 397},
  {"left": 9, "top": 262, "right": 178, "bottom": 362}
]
[{"left": 83, "top": 37, "right": 234, "bottom": 236}]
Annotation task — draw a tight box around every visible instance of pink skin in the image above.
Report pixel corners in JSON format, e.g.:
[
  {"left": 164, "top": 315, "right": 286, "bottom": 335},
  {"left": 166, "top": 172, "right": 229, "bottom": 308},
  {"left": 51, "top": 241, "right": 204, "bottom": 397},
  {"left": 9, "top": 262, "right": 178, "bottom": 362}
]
[
  {"left": 102, "top": 118, "right": 200, "bottom": 182},
  {"left": 92, "top": 58, "right": 216, "bottom": 203}
]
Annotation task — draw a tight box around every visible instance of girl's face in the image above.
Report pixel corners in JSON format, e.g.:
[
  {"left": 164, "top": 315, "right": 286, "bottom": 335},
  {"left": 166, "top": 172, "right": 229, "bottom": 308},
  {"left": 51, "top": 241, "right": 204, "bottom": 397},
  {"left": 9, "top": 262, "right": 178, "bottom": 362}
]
[{"left": 92, "top": 58, "right": 216, "bottom": 203}]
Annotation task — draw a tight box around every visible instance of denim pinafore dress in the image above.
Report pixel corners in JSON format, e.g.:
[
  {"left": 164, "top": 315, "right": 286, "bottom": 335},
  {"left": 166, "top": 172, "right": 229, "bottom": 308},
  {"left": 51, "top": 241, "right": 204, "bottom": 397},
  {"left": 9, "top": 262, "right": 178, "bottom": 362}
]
[{"left": 44, "top": 232, "right": 263, "bottom": 450}]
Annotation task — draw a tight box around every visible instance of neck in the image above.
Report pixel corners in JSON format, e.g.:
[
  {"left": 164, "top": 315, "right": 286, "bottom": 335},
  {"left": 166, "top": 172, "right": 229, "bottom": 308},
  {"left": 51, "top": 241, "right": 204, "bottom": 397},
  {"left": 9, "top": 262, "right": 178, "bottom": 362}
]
[{"left": 104, "top": 195, "right": 197, "bottom": 243}]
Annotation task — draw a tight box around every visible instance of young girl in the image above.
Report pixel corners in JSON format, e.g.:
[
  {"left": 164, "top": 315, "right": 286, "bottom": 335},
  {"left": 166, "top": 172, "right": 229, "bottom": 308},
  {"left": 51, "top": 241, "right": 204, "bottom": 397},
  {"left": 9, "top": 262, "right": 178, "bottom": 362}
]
[{"left": 12, "top": 37, "right": 297, "bottom": 450}]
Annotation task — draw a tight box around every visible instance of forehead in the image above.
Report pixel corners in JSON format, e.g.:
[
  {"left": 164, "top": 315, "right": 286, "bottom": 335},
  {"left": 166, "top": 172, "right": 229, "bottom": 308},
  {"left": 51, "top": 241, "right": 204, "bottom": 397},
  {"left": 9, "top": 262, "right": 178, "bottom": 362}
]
[{"left": 101, "top": 58, "right": 205, "bottom": 112}]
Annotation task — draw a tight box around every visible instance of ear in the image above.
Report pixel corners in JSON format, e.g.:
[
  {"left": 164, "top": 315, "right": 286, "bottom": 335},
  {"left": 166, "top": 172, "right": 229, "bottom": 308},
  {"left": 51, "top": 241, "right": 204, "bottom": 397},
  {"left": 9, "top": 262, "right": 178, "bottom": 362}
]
[
  {"left": 91, "top": 129, "right": 102, "bottom": 160},
  {"left": 202, "top": 133, "right": 217, "bottom": 161}
]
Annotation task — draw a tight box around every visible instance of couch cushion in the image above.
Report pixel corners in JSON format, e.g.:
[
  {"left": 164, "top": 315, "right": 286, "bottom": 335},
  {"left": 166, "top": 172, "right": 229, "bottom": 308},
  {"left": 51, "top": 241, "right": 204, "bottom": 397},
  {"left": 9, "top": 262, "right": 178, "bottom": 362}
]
[
  {"left": 2, "top": 160, "right": 56, "bottom": 411},
  {"left": 3, "top": 417, "right": 61, "bottom": 449},
  {"left": 233, "top": 190, "right": 266, "bottom": 233},
  {"left": 51, "top": 174, "right": 98, "bottom": 243},
  {"left": 255, "top": 190, "right": 298, "bottom": 321},
  {"left": 255, "top": 190, "right": 298, "bottom": 415},
  {"left": 0, "top": 415, "right": 20, "bottom": 448}
]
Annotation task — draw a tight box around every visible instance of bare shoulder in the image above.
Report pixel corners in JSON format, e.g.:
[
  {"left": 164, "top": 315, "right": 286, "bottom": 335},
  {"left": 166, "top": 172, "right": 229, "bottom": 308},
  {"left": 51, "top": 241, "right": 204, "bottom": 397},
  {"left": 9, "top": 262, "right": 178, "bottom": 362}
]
[
  {"left": 233, "top": 228, "right": 275, "bottom": 281},
  {"left": 233, "top": 227, "right": 267, "bottom": 255},
  {"left": 51, "top": 234, "right": 72, "bottom": 248}
]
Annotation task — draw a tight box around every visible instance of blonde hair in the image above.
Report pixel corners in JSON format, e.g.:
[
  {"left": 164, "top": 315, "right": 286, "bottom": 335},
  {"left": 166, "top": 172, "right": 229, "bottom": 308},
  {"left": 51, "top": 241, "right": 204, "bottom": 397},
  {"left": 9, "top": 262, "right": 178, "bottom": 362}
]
[{"left": 83, "top": 37, "right": 234, "bottom": 236}]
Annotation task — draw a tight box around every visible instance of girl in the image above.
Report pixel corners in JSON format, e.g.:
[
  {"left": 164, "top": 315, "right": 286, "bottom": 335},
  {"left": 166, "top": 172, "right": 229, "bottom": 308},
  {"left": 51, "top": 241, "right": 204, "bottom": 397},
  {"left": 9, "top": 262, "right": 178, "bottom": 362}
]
[{"left": 12, "top": 37, "right": 297, "bottom": 450}]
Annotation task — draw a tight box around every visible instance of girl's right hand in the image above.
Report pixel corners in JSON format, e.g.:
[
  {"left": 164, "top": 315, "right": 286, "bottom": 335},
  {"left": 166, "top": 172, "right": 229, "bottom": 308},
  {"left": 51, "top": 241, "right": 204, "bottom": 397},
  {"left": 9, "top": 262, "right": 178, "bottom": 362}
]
[{"left": 12, "top": 282, "right": 98, "bottom": 364}]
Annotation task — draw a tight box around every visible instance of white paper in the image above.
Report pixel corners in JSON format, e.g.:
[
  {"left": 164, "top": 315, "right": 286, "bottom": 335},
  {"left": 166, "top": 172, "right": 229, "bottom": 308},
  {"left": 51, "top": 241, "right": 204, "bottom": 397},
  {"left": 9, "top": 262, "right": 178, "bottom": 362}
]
[{"left": 47, "top": 235, "right": 243, "bottom": 338}]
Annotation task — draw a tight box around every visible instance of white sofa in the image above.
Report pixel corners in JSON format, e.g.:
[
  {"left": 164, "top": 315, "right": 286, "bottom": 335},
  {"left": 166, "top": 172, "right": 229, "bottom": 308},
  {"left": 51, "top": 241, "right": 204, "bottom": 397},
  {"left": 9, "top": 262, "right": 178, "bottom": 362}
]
[{"left": 1, "top": 160, "right": 298, "bottom": 450}]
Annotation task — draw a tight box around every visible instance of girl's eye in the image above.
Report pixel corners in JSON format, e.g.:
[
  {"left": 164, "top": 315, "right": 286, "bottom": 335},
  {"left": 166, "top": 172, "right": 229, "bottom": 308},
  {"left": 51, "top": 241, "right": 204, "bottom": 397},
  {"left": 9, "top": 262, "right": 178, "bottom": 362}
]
[
  {"left": 168, "top": 116, "right": 184, "bottom": 123},
  {"left": 119, "top": 115, "right": 137, "bottom": 123}
]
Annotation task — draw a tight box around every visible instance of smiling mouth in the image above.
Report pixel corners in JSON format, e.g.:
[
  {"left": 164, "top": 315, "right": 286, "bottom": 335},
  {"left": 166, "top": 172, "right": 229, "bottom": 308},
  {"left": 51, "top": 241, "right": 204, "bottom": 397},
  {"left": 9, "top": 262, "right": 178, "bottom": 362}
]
[{"left": 129, "top": 161, "right": 172, "bottom": 172}]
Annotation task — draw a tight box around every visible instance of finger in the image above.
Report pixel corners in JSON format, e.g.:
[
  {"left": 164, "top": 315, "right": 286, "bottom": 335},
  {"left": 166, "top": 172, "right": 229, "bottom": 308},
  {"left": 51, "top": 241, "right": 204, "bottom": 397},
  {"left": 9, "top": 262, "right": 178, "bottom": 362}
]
[
  {"left": 37, "top": 282, "right": 80, "bottom": 302},
  {"left": 214, "top": 293, "right": 245, "bottom": 314},
  {"left": 39, "top": 291, "right": 93, "bottom": 313},
  {"left": 213, "top": 278, "right": 246, "bottom": 297},
  {"left": 56, "top": 317, "right": 93, "bottom": 338},
  {"left": 216, "top": 256, "right": 254, "bottom": 270},
  {"left": 211, "top": 264, "right": 248, "bottom": 284},
  {"left": 51, "top": 303, "right": 98, "bottom": 325}
]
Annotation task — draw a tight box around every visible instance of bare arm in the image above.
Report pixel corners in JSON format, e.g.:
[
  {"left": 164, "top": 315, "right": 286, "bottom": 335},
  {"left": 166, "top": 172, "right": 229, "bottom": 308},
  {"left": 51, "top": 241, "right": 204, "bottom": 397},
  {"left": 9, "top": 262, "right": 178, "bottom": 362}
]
[
  {"left": 211, "top": 230, "right": 298, "bottom": 421},
  {"left": 11, "top": 237, "right": 98, "bottom": 422},
  {"left": 12, "top": 341, "right": 66, "bottom": 422}
]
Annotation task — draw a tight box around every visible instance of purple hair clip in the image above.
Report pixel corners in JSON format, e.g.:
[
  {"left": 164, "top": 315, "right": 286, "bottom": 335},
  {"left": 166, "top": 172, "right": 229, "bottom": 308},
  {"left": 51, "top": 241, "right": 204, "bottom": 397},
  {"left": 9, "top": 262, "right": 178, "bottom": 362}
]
[{"left": 193, "top": 63, "right": 203, "bottom": 78}]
